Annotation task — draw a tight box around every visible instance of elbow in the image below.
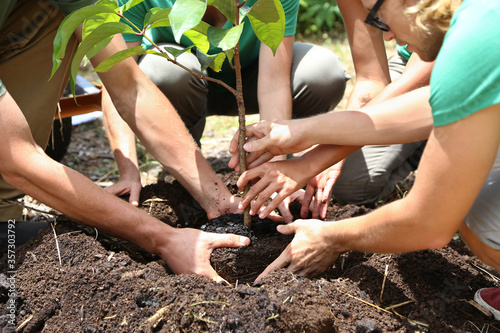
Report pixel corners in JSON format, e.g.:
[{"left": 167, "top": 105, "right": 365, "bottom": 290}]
[
  {"left": 0, "top": 160, "right": 30, "bottom": 191},
  {"left": 0, "top": 146, "right": 45, "bottom": 191},
  {"left": 426, "top": 232, "right": 455, "bottom": 250}
]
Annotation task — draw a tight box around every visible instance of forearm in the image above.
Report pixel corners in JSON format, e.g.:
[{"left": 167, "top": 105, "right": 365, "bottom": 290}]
[
  {"left": 367, "top": 54, "right": 433, "bottom": 106},
  {"left": 297, "top": 86, "right": 432, "bottom": 146},
  {"left": 3, "top": 144, "right": 172, "bottom": 255},
  {"left": 337, "top": 0, "right": 390, "bottom": 109},
  {"left": 91, "top": 37, "right": 233, "bottom": 217},
  {"left": 258, "top": 37, "right": 293, "bottom": 121},
  {"left": 297, "top": 144, "right": 360, "bottom": 179},
  {"left": 101, "top": 86, "right": 140, "bottom": 178},
  {"left": 327, "top": 198, "right": 441, "bottom": 254}
]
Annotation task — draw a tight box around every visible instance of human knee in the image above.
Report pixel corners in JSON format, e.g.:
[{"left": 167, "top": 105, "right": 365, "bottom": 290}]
[{"left": 291, "top": 44, "right": 348, "bottom": 115}]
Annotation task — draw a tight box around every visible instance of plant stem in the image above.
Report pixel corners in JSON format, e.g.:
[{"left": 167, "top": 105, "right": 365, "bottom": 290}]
[{"left": 233, "top": 2, "right": 251, "bottom": 228}]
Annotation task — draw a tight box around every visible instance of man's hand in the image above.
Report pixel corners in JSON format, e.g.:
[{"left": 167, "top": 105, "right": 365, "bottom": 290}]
[
  {"left": 159, "top": 227, "right": 251, "bottom": 283},
  {"left": 105, "top": 174, "right": 142, "bottom": 206},
  {"left": 255, "top": 220, "right": 340, "bottom": 282},
  {"left": 301, "top": 162, "right": 344, "bottom": 219},
  {"left": 228, "top": 120, "right": 313, "bottom": 171},
  {"left": 237, "top": 159, "right": 313, "bottom": 220}
]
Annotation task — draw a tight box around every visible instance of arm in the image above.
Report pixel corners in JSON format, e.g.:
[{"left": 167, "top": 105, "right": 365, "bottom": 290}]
[
  {"left": 0, "top": 91, "right": 250, "bottom": 280},
  {"left": 236, "top": 86, "right": 433, "bottom": 158},
  {"left": 337, "top": 0, "right": 390, "bottom": 109},
  {"left": 101, "top": 41, "right": 146, "bottom": 206},
  {"left": 257, "top": 103, "right": 500, "bottom": 280},
  {"left": 257, "top": 36, "right": 294, "bottom": 122},
  {"left": 87, "top": 32, "right": 241, "bottom": 219},
  {"left": 367, "top": 52, "right": 434, "bottom": 106},
  {"left": 102, "top": 85, "right": 141, "bottom": 206}
]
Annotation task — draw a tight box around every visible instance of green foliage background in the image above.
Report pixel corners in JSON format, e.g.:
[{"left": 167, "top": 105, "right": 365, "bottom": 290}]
[{"left": 297, "top": 0, "right": 343, "bottom": 37}]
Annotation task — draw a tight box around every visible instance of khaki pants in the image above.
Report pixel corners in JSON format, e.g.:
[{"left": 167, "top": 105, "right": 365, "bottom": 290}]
[{"left": 0, "top": 0, "right": 77, "bottom": 220}]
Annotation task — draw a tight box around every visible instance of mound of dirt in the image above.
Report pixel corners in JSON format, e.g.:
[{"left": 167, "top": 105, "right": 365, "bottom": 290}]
[{"left": 1, "top": 173, "right": 499, "bottom": 332}]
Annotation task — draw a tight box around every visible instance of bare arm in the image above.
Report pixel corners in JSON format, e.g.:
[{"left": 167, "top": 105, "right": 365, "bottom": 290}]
[
  {"left": 257, "top": 35, "right": 294, "bottom": 121},
  {"left": 101, "top": 41, "right": 143, "bottom": 206},
  {"left": 367, "top": 52, "right": 434, "bottom": 106},
  {"left": 0, "top": 91, "right": 249, "bottom": 280},
  {"left": 338, "top": 0, "right": 390, "bottom": 109},
  {"left": 257, "top": 103, "right": 500, "bottom": 279},
  {"left": 238, "top": 86, "right": 433, "bottom": 157},
  {"left": 88, "top": 33, "right": 241, "bottom": 219}
]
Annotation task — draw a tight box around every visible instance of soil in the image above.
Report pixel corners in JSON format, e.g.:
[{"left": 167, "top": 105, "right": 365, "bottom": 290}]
[{"left": 1, "top": 164, "right": 500, "bottom": 332}]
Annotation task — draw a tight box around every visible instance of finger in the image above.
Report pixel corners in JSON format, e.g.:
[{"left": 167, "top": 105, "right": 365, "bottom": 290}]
[
  {"left": 250, "top": 185, "right": 279, "bottom": 216},
  {"left": 258, "top": 189, "right": 293, "bottom": 219},
  {"left": 311, "top": 187, "right": 323, "bottom": 219},
  {"left": 265, "top": 211, "right": 285, "bottom": 223},
  {"left": 277, "top": 198, "right": 294, "bottom": 223},
  {"left": 301, "top": 185, "right": 315, "bottom": 218},
  {"left": 236, "top": 168, "right": 261, "bottom": 191},
  {"left": 323, "top": 178, "right": 335, "bottom": 203},
  {"left": 211, "top": 273, "right": 230, "bottom": 285},
  {"left": 254, "top": 244, "right": 292, "bottom": 283},
  {"left": 229, "top": 129, "right": 241, "bottom": 154},
  {"left": 129, "top": 185, "right": 141, "bottom": 207},
  {"left": 243, "top": 136, "right": 272, "bottom": 153},
  {"left": 228, "top": 153, "right": 240, "bottom": 170},
  {"left": 238, "top": 176, "right": 269, "bottom": 210},
  {"left": 320, "top": 201, "right": 329, "bottom": 220},
  {"left": 210, "top": 233, "right": 251, "bottom": 248},
  {"left": 276, "top": 223, "right": 296, "bottom": 235}
]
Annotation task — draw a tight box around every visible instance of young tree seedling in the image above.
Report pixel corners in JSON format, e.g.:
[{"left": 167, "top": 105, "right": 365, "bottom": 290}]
[{"left": 51, "top": 0, "right": 285, "bottom": 228}]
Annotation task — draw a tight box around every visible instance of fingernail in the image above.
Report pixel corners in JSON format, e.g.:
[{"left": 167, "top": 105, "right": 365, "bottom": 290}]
[
  {"left": 259, "top": 212, "right": 265, "bottom": 219},
  {"left": 243, "top": 143, "right": 251, "bottom": 151},
  {"left": 238, "top": 203, "right": 244, "bottom": 210},
  {"left": 240, "top": 236, "right": 250, "bottom": 245}
]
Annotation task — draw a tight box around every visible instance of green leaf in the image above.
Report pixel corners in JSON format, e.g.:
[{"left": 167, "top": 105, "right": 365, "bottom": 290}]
[
  {"left": 51, "top": 5, "right": 118, "bottom": 78},
  {"left": 144, "top": 7, "right": 172, "bottom": 30},
  {"left": 195, "top": 49, "right": 226, "bottom": 72},
  {"left": 69, "top": 22, "right": 136, "bottom": 94},
  {"left": 208, "top": 0, "right": 237, "bottom": 25},
  {"left": 169, "top": 0, "right": 206, "bottom": 43},
  {"left": 94, "top": 45, "right": 195, "bottom": 72},
  {"left": 83, "top": 13, "right": 121, "bottom": 59},
  {"left": 207, "top": 23, "right": 244, "bottom": 51},
  {"left": 93, "top": 46, "right": 152, "bottom": 72},
  {"left": 247, "top": 0, "right": 285, "bottom": 55},
  {"left": 224, "top": 48, "right": 234, "bottom": 67},
  {"left": 239, "top": 5, "right": 251, "bottom": 24},
  {"left": 163, "top": 45, "right": 195, "bottom": 59},
  {"left": 96, "top": 0, "right": 119, "bottom": 9},
  {"left": 184, "top": 26, "right": 210, "bottom": 53},
  {"left": 119, "top": 0, "right": 146, "bottom": 13}
]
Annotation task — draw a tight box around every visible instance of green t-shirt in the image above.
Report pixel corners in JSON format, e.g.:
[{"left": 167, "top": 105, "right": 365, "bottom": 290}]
[
  {"left": 0, "top": 0, "right": 96, "bottom": 96},
  {"left": 396, "top": 44, "right": 411, "bottom": 61},
  {"left": 429, "top": 0, "right": 500, "bottom": 126},
  {"left": 118, "top": 0, "right": 299, "bottom": 87}
]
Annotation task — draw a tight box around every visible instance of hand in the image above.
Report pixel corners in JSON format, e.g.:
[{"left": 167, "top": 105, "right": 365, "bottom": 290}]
[
  {"left": 228, "top": 120, "right": 312, "bottom": 171},
  {"left": 301, "top": 162, "right": 343, "bottom": 219},
  {"left": 237, "top": 159, "right": 312, "bottom": 220},
  {"left": 159, "top": 227, "right": 251, "bottom": 283},
  {"left": 105, "top": 174, "right": 142, "bottom": 206},
  {"left": 255, "top": 220, "right": 340, "bottom": 282}
]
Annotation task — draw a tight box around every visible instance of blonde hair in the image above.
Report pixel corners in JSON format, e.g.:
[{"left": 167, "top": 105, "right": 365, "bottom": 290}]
[{"left": 406, "top": 0, "right": 462, "bottom": 35}]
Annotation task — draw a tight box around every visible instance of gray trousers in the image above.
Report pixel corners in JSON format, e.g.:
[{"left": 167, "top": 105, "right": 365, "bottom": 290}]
[
  {"left": 331, "top": 52, "right": 427, "bottom": 205},
  {"left": 138, "top": 42, "right": 349, "bottom": 144}
]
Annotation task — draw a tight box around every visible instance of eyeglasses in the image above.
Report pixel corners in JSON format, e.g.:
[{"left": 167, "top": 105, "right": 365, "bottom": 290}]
[{"left": 364, "top": 0, "right": 390, "bottom": 32}]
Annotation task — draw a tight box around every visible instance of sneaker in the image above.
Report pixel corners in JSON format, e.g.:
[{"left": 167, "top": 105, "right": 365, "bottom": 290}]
[{"left": 475, "top": 288, "right": 500, "bottom": 320}]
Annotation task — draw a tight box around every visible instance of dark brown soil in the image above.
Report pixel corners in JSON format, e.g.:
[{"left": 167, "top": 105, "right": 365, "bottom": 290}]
[{"left": 1, "top": 170, "right": 500, "bottom": 332}]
